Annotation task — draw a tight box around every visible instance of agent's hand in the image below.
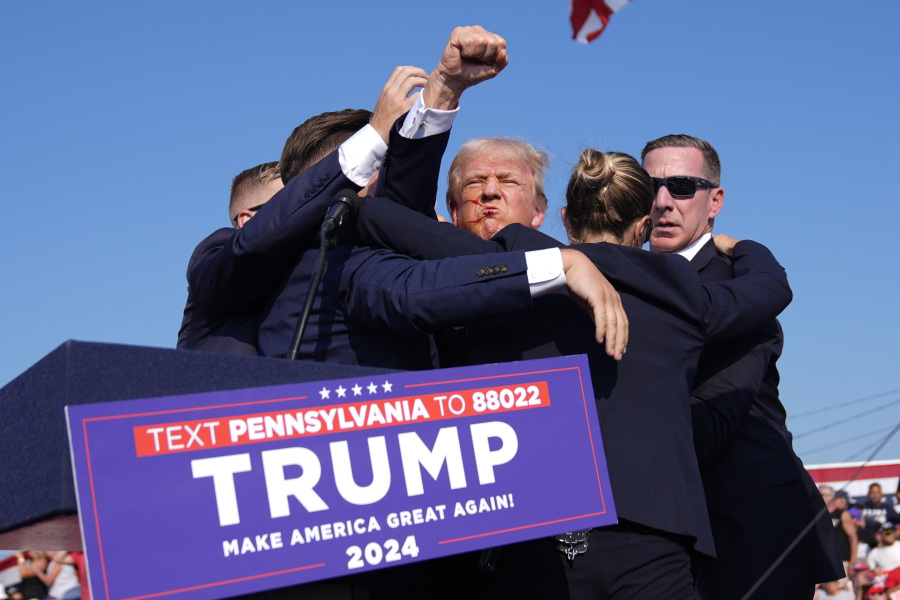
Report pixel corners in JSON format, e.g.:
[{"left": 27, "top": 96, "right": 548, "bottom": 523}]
[
  {"left": 370, "top": 66, "right": 428, "bottom": 143},
  {"left": 712, "top": 233, "right": 740, "bottom": 257},
  {"left": 561, "top": 248, "right": 628, "bottom": 360},
  {"left": 358, "top": 171, "right": 380, "bottom": 198},
  {"left": 422, "top": 25, "right": 508, "bottom": 110}
]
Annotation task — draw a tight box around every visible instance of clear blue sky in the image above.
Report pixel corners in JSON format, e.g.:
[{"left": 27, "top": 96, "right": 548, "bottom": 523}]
[{"left": 1, "top": 0, "right": 898, "bottom": 468}]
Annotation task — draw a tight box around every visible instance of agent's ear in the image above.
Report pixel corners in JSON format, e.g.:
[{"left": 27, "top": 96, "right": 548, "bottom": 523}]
[
  {"left": 708, "top": 187, "right": 724, "bottom": 220},
  {"left": 235, "top": 210, "right": 254, "bottom": 229},
  {"left": 634, "top": 215, "right": 652, "bottom": 247}
]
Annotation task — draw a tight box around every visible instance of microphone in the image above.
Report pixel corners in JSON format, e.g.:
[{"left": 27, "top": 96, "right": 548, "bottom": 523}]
[
  {"left": 288, "top": 189, "right": 361, "bottom": 360},
  {"left": 321, "top": 190, "right": 361, "bottom": 237}
]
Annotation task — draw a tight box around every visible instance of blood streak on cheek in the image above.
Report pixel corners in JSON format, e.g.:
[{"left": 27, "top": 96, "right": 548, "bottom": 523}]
[{"left": 464, "top": 199, "right": 497, "bottom": 223}]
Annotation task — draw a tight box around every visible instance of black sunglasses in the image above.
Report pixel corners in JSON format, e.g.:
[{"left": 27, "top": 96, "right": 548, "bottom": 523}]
[
  {"left": 651, "top": 176, "right": 715, "bottom": 199},
  {"left": 232, "top": 203, "right": 265, "bottom": 223}
]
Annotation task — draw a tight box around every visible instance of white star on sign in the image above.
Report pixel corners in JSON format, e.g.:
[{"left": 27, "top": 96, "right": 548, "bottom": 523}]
[
  {"left": 352, "top": 384, "right": 362, "bottom": 396},
  {"left": 367, "top": 382, "right": 378, "bottom": 394},
  {"left": 382, "top": 381, "right": 393, "bottom": 393},
  {"left": 336, "top": 385, "right": 347, "bottom": 398},
  {"left": 319, "top": 387, "right": 331, "bottom": 400}
]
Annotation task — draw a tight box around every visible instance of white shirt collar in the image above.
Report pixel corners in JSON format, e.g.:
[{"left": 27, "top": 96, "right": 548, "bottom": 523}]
[{"left": 676, "top": 232, "right": 713, "bottom": 262}]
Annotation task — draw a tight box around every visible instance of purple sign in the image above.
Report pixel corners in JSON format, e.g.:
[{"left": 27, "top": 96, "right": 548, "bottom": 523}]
[{"left": 67, "top": 355, "right": 615, "bottom": 600}]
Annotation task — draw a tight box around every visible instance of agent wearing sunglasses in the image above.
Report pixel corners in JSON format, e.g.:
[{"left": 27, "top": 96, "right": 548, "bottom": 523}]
[
  {"left": 641, "top": 135, "right": 844, "bottom": 599},
  {"left": 643, "top": 142, "right": 723, "bottom": 257}
]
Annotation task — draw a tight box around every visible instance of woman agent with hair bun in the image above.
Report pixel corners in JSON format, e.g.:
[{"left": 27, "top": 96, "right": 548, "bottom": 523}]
[{"left": 353, "top": 148, "right": 789, "bottom": 599}]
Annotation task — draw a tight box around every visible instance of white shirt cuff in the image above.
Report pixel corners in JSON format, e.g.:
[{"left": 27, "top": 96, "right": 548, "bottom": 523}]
[
  {"left": 398, "top": 93, "right": 458, "bottom": 139},
  {"left": 525, "top": 248, "right": 567, "bottom": 297},
  {"left": 338, "top": 124, "right": 388, "bottom": 187}
]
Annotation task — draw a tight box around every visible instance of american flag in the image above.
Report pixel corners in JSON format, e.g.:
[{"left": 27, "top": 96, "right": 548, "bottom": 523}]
[{"left": 570, "top": 0, "right": 633, "bottom": 43}]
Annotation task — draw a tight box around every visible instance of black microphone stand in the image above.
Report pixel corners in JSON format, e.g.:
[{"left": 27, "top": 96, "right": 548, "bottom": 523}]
[{"left": 288, "top": 191, "right": 359, "bottom": 360}]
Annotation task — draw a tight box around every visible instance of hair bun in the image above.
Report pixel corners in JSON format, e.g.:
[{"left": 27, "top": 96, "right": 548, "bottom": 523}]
[{"left": 575, "top": 148, "right": 615, "bottom": 189}]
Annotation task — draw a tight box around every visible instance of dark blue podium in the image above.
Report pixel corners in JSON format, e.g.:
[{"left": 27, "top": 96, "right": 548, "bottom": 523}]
[{"left": 0, "top": 340, "right": 393, "bottom": 552}]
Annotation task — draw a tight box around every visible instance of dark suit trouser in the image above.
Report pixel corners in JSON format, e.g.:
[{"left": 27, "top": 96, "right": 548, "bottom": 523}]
[
  {"left": 368, "top": 538, "right": 568, "bottom": 599},
  {"left": 696, "top": 478, "right": 818, "bottom": 600},
  {"left": 565, "top": 522, "right": 698, "bottom": 600}
]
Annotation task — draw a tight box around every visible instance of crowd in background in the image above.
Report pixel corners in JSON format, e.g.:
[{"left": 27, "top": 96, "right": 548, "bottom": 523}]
[
  {"left": 0, "top": 551, "right": 85, "bottom": 600},
  {"left": 817, "top": 481, "right": 900, "bottom": 599}
]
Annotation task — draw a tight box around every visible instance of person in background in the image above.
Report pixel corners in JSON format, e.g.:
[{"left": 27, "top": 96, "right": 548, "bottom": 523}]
[
  {"left": 862, "top": 484, "right": 900, "bottom": 537},
  {"left": 10, "top": 551, "right": 47, "bottom": 600},
  {"left": 865, "top": 583, "right": 888, "bottom": 600},
  {"left": 867, "top": 523, "right": 900, "bottom": 575},
  {"left": 33, "top": 551, "right": 79, "bottom": 600},
  {"left": 62, "top": 553, "right": 87, "bottom": 600},
  {"left": 815, "top": 579, "right": 855, "bottom": 600},
  {"left": 822, "top": 487, "right": 860, "bottom": 581},
  {"left": 874, "top": 564, "right": 900, "bottom": 596},
  {"left": 892, "top": 482, "right": 900, "bottom": 521}
]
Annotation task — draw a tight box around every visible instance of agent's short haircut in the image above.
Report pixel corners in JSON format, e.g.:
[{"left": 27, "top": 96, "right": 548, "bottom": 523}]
[
  {"left": 281, "top": 109, "right": 373, "bottom": 184},
  {"left": 641, "top": 134, "right": 721, "bottom": 187},
  {"left": 228, "top": 161, "right": 281, "bottom": 223},
  {"left": 446, "top": 137, "right": 549, "bottom": 213}
]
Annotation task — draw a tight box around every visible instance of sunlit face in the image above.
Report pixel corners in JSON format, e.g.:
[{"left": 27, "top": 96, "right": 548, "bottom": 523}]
[
  {"left": 450, "top": 153, "right": 545, "bottom": 240},
  {"left": 869, "top": 484, "right": 883, "bottom": 505},
  {"left": 644, "top": 147, "right": 723, "bottom": 253}
]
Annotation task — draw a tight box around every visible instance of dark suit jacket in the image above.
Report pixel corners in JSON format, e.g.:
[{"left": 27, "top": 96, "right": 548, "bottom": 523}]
[
  {"left": 177, "top": 117, "right": 452, "bottom": 356},
  {"left": 177, "top": 150, "right": 356, "bottom": 354},
  {"left": 243, "top": 122, "right": 551, "bottom": 366},
  {"left": 353, "top": 199, "right": 793, "bottom": 559},
  {"left": 177, "top": 228, "right": 261, "bottom": 355},
  {"left": 256, "top": 242, "right": 535, "bottom": 365},
  {"left": 689, "top": 239, "right": 844, "bottom": 596}
]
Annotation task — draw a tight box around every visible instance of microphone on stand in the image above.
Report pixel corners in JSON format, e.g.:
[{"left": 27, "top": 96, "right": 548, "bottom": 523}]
[
  {"left": 288, "top": 190, "right": 361, "bottom": 360},
  {"left": 321, "top": 190, "right": 361, "bottom": 246}
]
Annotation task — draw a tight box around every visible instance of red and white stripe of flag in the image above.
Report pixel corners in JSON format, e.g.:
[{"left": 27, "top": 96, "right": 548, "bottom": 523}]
[{"left": 570, "top": 0, "right": 632, "bottom": 43}]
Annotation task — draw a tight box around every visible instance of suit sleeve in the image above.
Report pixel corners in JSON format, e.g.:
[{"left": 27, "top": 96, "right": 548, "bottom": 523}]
[
  {"left": 690, "top": 242, "right": 789, "bottom": 460},
  {"left": 354, "top": 196, "right": 509, "bottom": 259},
  {"left": 699, "top": 240, "right": 793, "bottom": 343},
  {"left": 188, "top": 152, "right": 358, "bottom": 314},
  {"left": 339, "top": 247, "right": 533, "bottom": 337},
  {"left": 691, "top": 330, "right": 781, "bottom": 463},
  {"left": 374, "top": 116, "right": 451, "bottom": 218}
]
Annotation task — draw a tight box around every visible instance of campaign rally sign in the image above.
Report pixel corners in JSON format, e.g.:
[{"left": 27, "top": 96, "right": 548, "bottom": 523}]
[{"left": 67, "top": 355, "right": 615, "bottom": 600}]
